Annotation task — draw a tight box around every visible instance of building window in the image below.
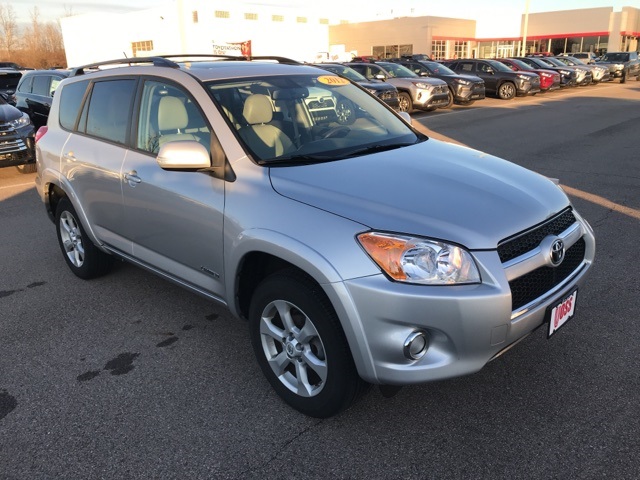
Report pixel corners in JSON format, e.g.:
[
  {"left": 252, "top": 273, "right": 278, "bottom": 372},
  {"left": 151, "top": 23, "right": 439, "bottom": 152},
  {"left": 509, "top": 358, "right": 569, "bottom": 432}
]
[
  {"left": 454, "top": 41, "right": 467, "bottom": 59},
  {"left": 296, "top": 17, "right": 307, "bottom": 23},
  {"left": 431, "top": 40, "right": 446, "bottom": 60},
  {"left": 319, "top": 18, "right": 329, "bottom": 25},
  {"left": 339, "top": 20, "right": 349, "bottom": 25},
  {"left": 192, "top": 11, "right": 198, "bottom": 23},
  {"left": 399, "top": 44, "right": 412, "bottom": 56},
  {"left": 215, "top": 10, "right": 230, "bottom": 19},
  {"left": 272, "top": 15, "right": 284, "bottom": 22},
  {"left": 372, "top": 46, "right": 384, "bottom": 59},
  {"left": 245, "top": 13, "right": 258, "bottom": 20},
  {"left": 132, "top": 40, "right": 153, "bottom": 57}
]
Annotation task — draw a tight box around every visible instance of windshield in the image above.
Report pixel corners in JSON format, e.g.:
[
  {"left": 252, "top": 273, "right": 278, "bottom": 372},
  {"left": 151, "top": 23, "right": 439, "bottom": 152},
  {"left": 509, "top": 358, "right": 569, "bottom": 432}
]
[
  {"left": 601, "top": 53, "right": 629, "bottom": 62},
  {"left": 316, "top": 64, "right": 367, "bottom": 83},
  {"left": 422, "top": 61, "right": 456, "bottom": 75},
  {"left": 509, "top": 59, "right": 534, "bottom": 71},
  {"left": 486, "top": 60, "right": 514, "bottom": 72},
  {"left": 542, "top": 57, "right": 566, "bottom": 67},
  {"left": 206, "top": 73, "right": 421, "bottom": 165},
  {"left": 377, "top": 62, "right": 420, "bottom": 78}
]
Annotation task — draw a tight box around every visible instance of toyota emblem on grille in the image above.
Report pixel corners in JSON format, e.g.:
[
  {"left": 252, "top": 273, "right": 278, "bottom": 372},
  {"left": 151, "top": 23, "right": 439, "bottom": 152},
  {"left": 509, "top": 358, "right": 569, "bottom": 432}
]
[{"left": 550, "top": 239, "right": 565, "bottom": 266}]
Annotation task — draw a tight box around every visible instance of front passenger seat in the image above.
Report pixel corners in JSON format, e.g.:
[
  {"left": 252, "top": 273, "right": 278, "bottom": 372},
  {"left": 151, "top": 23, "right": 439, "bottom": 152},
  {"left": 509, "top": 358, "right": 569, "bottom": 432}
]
[
  {"left": 157, "top": 96, "right": 199, "bottom": 148},
  {"left": 239, "top": 94, "right": 294, "bottom": 159}
]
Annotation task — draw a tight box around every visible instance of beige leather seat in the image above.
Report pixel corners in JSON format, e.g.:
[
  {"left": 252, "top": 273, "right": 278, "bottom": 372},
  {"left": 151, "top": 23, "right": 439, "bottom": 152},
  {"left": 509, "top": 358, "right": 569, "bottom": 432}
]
[
  {"left": 239, "top": 94, "right": 294, "bottom": 158},
  {"left": 157, "top": 96, "right": 199, "bottom": 148}
]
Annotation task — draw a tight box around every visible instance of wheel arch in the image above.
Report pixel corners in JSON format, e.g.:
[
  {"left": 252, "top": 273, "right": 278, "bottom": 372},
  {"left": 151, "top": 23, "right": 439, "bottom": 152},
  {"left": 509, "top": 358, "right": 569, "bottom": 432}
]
[{"left": 229, "top": 230, "right": 378, "bottom": 382}]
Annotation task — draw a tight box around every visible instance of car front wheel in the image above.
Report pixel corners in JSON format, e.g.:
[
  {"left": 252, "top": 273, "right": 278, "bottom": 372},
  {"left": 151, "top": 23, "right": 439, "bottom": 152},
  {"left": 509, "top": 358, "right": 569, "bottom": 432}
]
[
  {"left": 249, "top": 270, "right": 368, "bottom": 418},
  {"left": 498, "top": 82, "right": 516, "bottom": 100},
  {"left": 55, "top": 197, "right": 112, "bottom": 279},
  {"left": 398, "top": 92, "right": 413, "bottom": 112}
]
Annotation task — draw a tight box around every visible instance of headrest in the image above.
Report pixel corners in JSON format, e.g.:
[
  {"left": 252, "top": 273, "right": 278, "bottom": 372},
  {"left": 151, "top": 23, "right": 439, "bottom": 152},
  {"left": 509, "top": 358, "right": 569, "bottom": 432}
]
[
  {"left": 243, "top": 94, "right": 273, "bottom": 125},
  {"left": 158, "top": 96, "right": 188, "bottom": 131}
]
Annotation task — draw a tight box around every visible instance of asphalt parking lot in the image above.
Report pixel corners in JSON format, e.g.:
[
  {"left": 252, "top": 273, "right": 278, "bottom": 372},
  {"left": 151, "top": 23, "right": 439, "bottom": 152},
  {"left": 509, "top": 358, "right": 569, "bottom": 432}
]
[{"left": 1, "top": 79, "right": 639, "bottom": 479}]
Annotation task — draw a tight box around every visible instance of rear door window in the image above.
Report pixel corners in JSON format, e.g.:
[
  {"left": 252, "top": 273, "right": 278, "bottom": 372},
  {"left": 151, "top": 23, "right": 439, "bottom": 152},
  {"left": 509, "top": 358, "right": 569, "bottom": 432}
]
[
  {"left": 83, "top": 79, "right": 137, "bottom": 145},
  {"left": 32, "top": 75, "right": 51, "bottom": 96}
]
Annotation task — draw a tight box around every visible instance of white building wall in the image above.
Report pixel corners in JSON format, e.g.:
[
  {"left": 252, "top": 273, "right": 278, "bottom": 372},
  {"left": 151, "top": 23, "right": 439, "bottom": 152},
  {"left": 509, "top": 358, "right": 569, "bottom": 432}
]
[{"left": 61, "top": 1, "right": 330, "bottom": 67}]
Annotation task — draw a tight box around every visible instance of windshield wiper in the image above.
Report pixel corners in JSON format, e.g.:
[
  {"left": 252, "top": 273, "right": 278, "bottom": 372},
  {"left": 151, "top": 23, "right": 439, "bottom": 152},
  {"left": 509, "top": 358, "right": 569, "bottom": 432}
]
[
  {"left": 338, "top": 142, "right": 416, "bottom": 159},
  {"left": 259, "top": 154, "right": 335, "bottom": 166}
]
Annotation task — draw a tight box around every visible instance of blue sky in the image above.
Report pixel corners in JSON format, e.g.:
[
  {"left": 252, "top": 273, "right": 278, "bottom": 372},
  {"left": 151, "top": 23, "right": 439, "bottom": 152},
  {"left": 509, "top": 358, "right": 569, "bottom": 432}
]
[{"left": 10, "top": 0, "right": 637, "bottom": 37}]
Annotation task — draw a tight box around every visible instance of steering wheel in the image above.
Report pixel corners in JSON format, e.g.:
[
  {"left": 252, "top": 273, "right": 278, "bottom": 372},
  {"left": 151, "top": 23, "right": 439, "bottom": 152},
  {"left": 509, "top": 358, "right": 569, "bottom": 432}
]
[{"left": 322, "top": 126, "right": 351, "bottom": 139}]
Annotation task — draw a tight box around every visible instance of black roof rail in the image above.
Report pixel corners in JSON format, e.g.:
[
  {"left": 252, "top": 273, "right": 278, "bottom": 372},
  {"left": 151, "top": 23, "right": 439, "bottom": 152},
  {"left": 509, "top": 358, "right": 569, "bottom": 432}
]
[
  {"left": 67, "top": 54, "right": 302, "bottom": 77},
  {"left": 69, "top": 56, "right": 180, "bottom": 77}
]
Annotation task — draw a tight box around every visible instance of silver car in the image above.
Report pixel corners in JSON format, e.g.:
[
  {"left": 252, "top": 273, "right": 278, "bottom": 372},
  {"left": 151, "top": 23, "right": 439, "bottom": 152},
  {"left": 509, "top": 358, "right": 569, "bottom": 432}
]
[
  {"left": 35, "top": 55, "right": 595, "bottom": 418},
  {"left": 346, "top": 61, "right": 450, "bottom": 112}
]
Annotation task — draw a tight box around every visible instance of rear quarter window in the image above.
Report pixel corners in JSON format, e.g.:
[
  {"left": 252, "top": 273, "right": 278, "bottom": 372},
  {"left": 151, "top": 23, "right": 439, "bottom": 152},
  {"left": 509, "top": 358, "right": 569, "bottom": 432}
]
[
  {"left": 83, "top": 79, "right": 136, "bottom": 144},
  {"left": 59, "top": 80, "right": 89, "bottom": 130}
]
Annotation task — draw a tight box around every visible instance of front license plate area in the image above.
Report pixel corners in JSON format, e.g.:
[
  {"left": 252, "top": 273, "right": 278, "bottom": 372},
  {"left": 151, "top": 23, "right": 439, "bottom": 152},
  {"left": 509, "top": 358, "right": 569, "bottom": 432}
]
[{"left": 547, "top": 289, "right": 578, "bottom": 338}]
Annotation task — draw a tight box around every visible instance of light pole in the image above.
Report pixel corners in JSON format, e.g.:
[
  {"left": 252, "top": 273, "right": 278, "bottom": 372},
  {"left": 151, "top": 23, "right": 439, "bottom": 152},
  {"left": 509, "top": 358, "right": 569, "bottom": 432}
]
[{"left": 521, "top": 0, "right": 530, "bottom": 56}]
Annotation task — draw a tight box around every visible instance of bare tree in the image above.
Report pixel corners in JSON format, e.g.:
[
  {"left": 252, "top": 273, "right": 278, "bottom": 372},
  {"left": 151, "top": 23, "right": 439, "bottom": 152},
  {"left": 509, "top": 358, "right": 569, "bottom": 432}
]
[{"left": 0, "top": 3, "right": 19, "bottom": 58}]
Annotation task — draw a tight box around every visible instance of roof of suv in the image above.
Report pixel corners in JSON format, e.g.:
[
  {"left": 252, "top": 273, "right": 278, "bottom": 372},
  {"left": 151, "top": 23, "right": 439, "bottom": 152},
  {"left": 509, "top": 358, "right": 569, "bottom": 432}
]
[{"left": 68, "top": 55, "right": 319, "bottom": 82}]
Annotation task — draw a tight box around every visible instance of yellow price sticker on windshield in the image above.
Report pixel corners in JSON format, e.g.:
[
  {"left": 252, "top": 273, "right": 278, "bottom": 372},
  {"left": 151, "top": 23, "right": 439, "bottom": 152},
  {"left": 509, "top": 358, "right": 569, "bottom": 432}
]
[{"left": 317, "top": 75, "right": 350, "bottom": 86}]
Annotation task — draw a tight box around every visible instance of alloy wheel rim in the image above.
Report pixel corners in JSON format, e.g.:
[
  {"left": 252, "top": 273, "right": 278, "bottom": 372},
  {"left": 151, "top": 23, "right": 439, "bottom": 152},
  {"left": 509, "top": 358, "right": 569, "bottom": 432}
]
[
  {"left": 259, "top": 299, "right": 327, "bottom": 397},
  {"left": 59, "top": 211, "right": 85, "bottom": 267}
]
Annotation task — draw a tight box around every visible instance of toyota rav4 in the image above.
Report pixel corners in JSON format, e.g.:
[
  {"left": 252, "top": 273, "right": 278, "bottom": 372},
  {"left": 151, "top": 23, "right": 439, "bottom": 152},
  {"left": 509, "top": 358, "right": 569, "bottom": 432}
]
[{"left": 35, "top": 55, "right": 595, "bottom": 418}]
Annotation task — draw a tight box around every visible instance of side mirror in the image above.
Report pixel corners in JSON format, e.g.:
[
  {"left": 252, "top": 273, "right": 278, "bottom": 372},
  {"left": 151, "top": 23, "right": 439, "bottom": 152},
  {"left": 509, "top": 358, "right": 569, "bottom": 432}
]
[
  {"left": 419, "top": 72, "right": 430, "bottom": 77},
  {"left": 374, "top": 73, "right": 387, "bottom": 81},
  {"left": 157, "top": 140, "right": 211, "bottom": 170}
]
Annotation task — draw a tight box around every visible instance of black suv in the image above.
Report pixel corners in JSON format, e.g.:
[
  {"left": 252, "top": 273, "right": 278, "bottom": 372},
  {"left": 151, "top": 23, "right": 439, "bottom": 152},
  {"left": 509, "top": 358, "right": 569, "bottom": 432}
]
[
  {"left": 390, "top": 59, "right": 485, "bottom": 107},
  {"left": 0, "top": 69, "right": 22, "bottom": 104},
  {"left": 596, "top": 51, "right": 640, "bottom": 83},
  {"left": 444, "top": 59, "right": 540, "bottom": 100},
  {"left": 15, "top": 69, "right": 70, "bottom": 129}
]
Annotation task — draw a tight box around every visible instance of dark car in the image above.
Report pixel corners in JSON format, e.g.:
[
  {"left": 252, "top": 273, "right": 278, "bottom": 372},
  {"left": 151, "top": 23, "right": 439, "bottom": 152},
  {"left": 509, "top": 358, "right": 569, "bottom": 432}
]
[
  {"left": 497, "top": 58, "right": 561, "bottom": 92},
  {"left": 0, "top": 92, "right": 36, "bottom": 173},
  {"left": 596, "top": 51, "right": 640, "bottom": 83},
  {"left": 512, "top": 56, "right": 578, "bottom": 88},
  {"left": 444, "top": 59, "right": 540, "bottom": 100},
  {"left": 313, "top": 63, "right": 399, "bottom": 109},
  {"left": 390, "top": 58, "right": 485, "bottom": 107},
  {"left": 14, "top": 69, "right": 70, "bottom": 129},
  {"left": 0, "top": 69, "right": 22, "bottom": 104}
]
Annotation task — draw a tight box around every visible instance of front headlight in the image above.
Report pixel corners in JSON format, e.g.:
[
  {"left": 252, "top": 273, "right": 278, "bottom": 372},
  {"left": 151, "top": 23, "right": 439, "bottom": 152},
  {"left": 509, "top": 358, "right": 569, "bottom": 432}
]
[
  {"left": 516, "top": 74, "right": 531, "bottom": 81},
  {"left": 454, "top": 78, "right": 471, "bottom": 86},
  {"left": 365, "top": 88, "right": 377, "bottom": 95},
  {"left": 357, "top": 232, "right": 481, "bottom": 285},
  {"left": 8, "top": 112, "right": 31, "bottom": 129},
  {"left": 559, "top": 69, "right": 571, "bottom": 76},
  {"left": 412, "top": 82, "right": 431, "bottom": 89}
]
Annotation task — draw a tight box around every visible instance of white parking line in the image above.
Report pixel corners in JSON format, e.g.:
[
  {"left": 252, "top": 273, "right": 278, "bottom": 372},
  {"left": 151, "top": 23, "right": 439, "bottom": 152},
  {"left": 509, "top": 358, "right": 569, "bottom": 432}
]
[{"left": 0, "top": 182, "right": 35, "bottom": 190}]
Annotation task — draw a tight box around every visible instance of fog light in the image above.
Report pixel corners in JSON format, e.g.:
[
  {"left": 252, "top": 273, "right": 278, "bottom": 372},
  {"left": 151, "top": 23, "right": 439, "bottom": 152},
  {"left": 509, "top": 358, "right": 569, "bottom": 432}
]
[{"left": 403, "top": 331, "right": 429, "bottom": 360}]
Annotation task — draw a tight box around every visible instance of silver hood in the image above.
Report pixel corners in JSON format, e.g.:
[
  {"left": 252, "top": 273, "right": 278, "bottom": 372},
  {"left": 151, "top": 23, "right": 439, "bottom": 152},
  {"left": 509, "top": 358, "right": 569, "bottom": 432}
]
[{"left": 269, "top": 138, "right": 570, "bottom": 250}]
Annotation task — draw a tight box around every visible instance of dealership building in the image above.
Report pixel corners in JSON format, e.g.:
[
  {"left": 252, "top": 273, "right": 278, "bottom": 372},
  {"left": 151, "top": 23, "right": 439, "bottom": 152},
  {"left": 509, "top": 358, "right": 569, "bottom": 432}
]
[{"left": 60, "top": 2, "right": 640, "bottom": 66}]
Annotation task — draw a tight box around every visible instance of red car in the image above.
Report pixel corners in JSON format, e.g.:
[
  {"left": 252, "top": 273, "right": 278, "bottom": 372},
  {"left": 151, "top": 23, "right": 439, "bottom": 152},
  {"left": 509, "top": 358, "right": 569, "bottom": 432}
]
[{"left": 497, "top": 58, "right": 561, "bottom": 92}]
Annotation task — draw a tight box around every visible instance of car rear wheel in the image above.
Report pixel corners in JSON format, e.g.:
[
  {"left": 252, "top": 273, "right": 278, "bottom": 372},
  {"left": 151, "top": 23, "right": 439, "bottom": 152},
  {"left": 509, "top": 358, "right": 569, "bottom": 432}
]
[
  {"left": 249, "top": 270, "right": 368, "bottom": 418},
  {"left": 498, "top": 82, "right": 516, "bottom": 100},
  {"left": 398, "top": 92, "right": 413, "bottom": 112},
  {"left": 55, "top": 197, "right": 112, "bottom": 279}
]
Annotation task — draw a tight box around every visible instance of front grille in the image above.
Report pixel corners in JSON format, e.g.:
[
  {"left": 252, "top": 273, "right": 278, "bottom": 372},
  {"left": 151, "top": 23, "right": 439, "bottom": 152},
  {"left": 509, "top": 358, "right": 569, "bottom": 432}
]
[
  {"left": 509, "top": 238, "right": 586, "bottom": 311},
  {"left": 497, "top": 209, "right": 576, "bottom": 263},
  {"left": 379, "top": 90, "right": 398, "bottom": 100},
  {"left": 434, "top": 85, "right": 448, "bottom": 94},
  {"left": 0, "top": 123, "right": 29, "bottom": 154}
]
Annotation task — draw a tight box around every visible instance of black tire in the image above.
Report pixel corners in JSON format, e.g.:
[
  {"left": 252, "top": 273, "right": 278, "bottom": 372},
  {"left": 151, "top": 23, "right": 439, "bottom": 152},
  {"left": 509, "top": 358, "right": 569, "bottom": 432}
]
[
  {"left": 620, "top": 72, "right": 626, "bottom": 84},
  {"left": 398, "top": 92, "right": 413, "bottom": 113},
  {"left": 249, "top": 270, "right": 368, "bottom": 418},
  {"left": 441, "top": 89, "right": 454, "bottom": 109},
  {"left": 55, "top": 197, "right": 112, "bottom": 279},
  {"left": 16, "top": 163, "right": 36, "bottom": 174},
  {"left": 335, "top": 98, "right": 356, "bottom": 125},
  {"left": 497, "top": 82, "right": 516, "bottom": 100}
]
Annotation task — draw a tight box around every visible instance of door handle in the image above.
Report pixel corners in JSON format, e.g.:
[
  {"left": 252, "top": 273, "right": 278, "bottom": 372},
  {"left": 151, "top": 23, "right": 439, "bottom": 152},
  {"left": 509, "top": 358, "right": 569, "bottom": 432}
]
[{"left": 123, "top": 171, "right": 142, "bottom": 187}]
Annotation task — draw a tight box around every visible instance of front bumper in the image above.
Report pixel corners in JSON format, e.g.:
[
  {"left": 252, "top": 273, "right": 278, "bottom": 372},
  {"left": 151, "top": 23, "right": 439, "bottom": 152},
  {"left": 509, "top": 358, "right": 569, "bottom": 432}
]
[
  {"left": 516, "top": 79, "right": 541, "bottom": 96},
  {"left": 0, "top": 124, "right": 35, "bottom": 168},
  {"left": 336, "top": 212, "right": 595, "bottom": 385},
  {"left": 453, "top": 82, "right": 485, "bottom": 103},
  {"left": 414, "top": 86, "right": 450, "bottom": 110}
]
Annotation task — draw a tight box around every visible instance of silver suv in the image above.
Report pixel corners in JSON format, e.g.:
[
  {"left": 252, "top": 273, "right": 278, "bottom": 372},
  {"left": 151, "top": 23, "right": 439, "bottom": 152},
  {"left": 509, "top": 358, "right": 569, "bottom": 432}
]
[
  {"left": 35, "top": 55, "right": 595, "bottom": 418},
  {"left": 346, "top": 61, "right": 449, "bottom": 112}
]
